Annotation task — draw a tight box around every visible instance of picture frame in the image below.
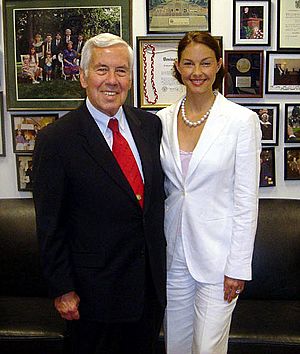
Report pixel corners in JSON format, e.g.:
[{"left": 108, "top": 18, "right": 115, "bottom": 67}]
[
  {"left": 233, "top": 0, "right": 271, "bottom": 46},
  {"left": 284, "top": 103, "right": 300, "bottom": 143},
  {"left": 224, "top": 50, "right": 264, "bottom": 98},
  {"left": 15, "top": 154, "right": 33, "bottom": 191},
  {"left": 260, "top": 147, "right": 275, "bottom": 187},
  {"left": 3, "top": 0, "right": 132, "bottom": 111},
  {"left": 11, "top": 113, "right": 58, "bottom": 153},
  {"left": 265, "top": 51, "right": 300, "bottom": 94},
  {"left": 0, "top": 92, "right": 6, "bottom": 157},
  {"left": 277, "top": 0, "right": 300, "bottom": 51},
  {"left": 146, "top": 0, "right": 211, "bottom": 34},
  {"left": 284, "top": 147, "right": 300, "bottom": 180},
  {"left": 242, "top": 103, "right": 279, "bottom": 145},
  {"left": 136, "top": 35, "right": 223, "bottom": 109}
]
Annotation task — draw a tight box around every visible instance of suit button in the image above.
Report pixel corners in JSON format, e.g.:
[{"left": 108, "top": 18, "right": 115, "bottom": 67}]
[{"left": 140, "top": 248, "right": 145, "bottom": 257}]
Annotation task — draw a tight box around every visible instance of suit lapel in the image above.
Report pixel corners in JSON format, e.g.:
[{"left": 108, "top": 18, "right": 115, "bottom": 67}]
[{"left": 77, "top": 104, "right": 139, "bottom": 206}]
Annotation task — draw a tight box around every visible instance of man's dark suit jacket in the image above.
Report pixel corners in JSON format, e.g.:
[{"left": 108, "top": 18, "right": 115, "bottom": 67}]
[{"left": 33, "top": 102, "right": 166, "bottom": 323}]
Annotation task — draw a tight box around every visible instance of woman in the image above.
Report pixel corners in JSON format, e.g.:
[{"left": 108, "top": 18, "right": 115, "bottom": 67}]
[
  {"left": 28, "top": 46, "right": 43, "bottom": 83},
  {"left": 156, "top": 32, "right": 261, "bottom": 354},
  {"left": 63, "top": 41, "right": 79, "bottom": 81}
]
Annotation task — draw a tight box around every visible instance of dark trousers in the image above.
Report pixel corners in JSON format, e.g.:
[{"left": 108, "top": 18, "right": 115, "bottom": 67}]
[{"left": 68, "top": 268, "right": 164, "bottom": 354}]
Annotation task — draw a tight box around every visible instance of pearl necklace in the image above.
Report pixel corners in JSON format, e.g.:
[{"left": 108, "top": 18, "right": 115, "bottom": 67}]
[{"left": 181, "top": 93, "right": 217, "bottom": 128}]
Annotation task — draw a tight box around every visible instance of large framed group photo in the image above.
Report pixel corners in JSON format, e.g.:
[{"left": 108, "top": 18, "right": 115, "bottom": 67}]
[{"left": 3, "top": 0, "right": 132, "bottom": 110}]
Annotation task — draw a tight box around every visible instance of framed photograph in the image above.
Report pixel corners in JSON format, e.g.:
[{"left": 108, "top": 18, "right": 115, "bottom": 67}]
[
  {"left": 15, "top": 154, "right": 33, "bottom": 191},
  {"left": 0, "top": 92, "right": 6, "bottom": 157},
  {"left": 146, "top": 0, "right": 211, "bottom": 34},
  {"left": 285, "top": 103, "right": 300, "bottom": 143},
  {"left": 260, "top": 147, "right": 275, "bottom": 187},
  {"left": 136, "top": 35, "right": 222, "bottom": 109},
  {"left": 233, "top": 0, "right": 271, "bottom": 46},
  {"left": 277, "top": 0, "right": 300, "bottom": 51},
  {"left": 3, "top": 0, "right": 132, "bottom": 111},
  {"left": 265, "top": 51, "right": 300, "bottom": 94},
  {"left": 224, "top": 50, "right": 263, "bottom": 98},
  {"left": 242, "top": 103, "right": 279, "bottom": 145},
  {"left": 11, "top": 113, "right": 58, "bottom": 152},
  {"left": 284, "top": 147, "right": 300, "bottom": 180}
]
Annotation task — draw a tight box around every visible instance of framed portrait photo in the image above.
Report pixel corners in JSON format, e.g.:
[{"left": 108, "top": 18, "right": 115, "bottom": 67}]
[
  {"left": 242, "top": 103, "right": 279, "bottom": 145},
  {"left": 265, "top": 51, "right": 300, "bottom": 94},
  {"left": 11, "top": 113, "right": 58, "bottom": 153},
  {"left": 277, "top": 0, "right": 300, "bottom": 51},
  {"left": 146, "top": 0, "right": 211, "bottom": 34},
  {"left": 284, "top": 147, "right": 300, "bottom": 180},
  {"left": 3, "top": 0, "right": 132, "bottom": 111},
  {"left": 233, "top": 0, "right": 271, "bottom": 46},
  {"left": 260, "top": 147, "right": 275, "bottom": 187},
  {"left": 15, "top": 154, "right": 33, "bottom": 191},
  {"left": 284, "top": 103, "right": 300, "bottom": 143},
  {"left": 0, "top": 92, "right": 6, "bottom": 157},
  {"left": 224, "top": 50, "right": 264, "bottom": 98},
  {"left": 136, "top": 35, "right": 222, "bottom": 109}
]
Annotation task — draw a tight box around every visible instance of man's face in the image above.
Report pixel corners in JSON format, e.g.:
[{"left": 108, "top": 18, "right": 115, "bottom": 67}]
[{"left": 80, "top": 45, "right": 132, "bottom": 117}]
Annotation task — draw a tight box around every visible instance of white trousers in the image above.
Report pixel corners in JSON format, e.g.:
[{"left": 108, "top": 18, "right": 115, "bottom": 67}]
[{"left": 164, "top": 236, "right": 237, "bottom": 354}]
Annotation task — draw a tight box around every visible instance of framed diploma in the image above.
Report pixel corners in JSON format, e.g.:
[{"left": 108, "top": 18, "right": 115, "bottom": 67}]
[
  {"left": 233, "top": 0, "right": 271, "bottom": 46},
  {"left": 242, "top": 103, "right": 279, "bottom": 145},
  {"left": 278, "top": 0, "right": 300, "bottom": 51},
  {"left": 224, "top": 50, "right": 263, "bottom": 98},
  {"left": 146, "top": 0, "right": 211, "bottom": 34},
  {"left": 284, "top": 103, "right": 300, "bottom": 143},
  {"left": 260, "top": 148, "right": 275, "bottom": 187},
  {"left": 284, "top": 147, "right": 300, "bottom": 180},
  {"left": 265, "top": 51, "right": 300, "bottom": 94},
  {"left": 136, "top": 35, "right": 222, "bottom": 109}
]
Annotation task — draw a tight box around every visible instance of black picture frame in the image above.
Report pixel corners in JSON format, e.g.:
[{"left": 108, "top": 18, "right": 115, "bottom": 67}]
[
  {"left": 277, "top": 0, "right": 300, "bottom": 52},
  {"left": 3, "top": 0, "right": 132, "bottom": 111},
  {"left": 260, "top": 147, "right": 275, "bottom": 187},
  {"left": 15, "top": 154, "right": 33, "bottom": 191},
  {"left": 284, "top": 103, "right": 300, "bottom": 143},
  {"left": 284, "top": 147, "right": 300, "bottom": 180},
  {"left": 224, "top": 50, "right": 264, "bottom": 98},
  {"left": 265, "top": 51, "right": 300, "bottom": 94},
  {"left": 242, "top": 103, "right": 279, "bottom": 145},
  {"left": 11, "top": 113, "right": 58, "bottom": 153},
  {"left": 146, "top": 0, "right": 211, "bottom": 34},
  {"left": 0, "top": 92, "right": 6, "bottom": 157},
  {"left": 233, "top": 0, "right": 271, "bottom": 46}
]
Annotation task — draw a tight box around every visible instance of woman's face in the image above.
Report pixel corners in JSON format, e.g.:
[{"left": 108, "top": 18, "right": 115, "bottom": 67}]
[{"left": 175, "top": 42, "right": 221, "bottom": 96}]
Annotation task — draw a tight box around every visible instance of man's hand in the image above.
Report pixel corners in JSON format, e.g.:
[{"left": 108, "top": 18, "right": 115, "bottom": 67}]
[
  {"left": 223, "top": 276, "right": 245, "bottom": 303},
  {"left": 54, "top": 291, "right": 80, "bottom": 320}
]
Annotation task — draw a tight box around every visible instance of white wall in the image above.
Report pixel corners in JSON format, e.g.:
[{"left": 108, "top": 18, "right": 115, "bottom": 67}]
[{"left": 0, "top": 0, "right": 299, "bottom": 199}]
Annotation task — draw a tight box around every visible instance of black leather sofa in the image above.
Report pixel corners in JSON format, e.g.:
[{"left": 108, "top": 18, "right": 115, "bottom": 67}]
[{"left": 0, "top": 198, "right": 299, "bottom": 354}]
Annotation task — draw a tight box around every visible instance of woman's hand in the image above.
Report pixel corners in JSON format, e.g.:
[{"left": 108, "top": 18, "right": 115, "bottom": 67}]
[{"left": 223, "top": 276, "right": 245, "bottom": 303}]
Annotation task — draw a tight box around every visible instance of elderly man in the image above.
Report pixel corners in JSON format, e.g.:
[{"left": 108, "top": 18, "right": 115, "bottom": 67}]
[{"left": 33, "top": 33, "right": 166, "bottom": 354}]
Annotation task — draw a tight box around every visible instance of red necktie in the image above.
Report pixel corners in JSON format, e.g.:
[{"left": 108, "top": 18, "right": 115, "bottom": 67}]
[{"left": 108, "top": 118, "right": 144, "bottom": 208}]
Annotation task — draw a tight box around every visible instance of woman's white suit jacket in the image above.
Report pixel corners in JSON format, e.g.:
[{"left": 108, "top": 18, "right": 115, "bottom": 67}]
[{"left": 157, "top": 93, "right": 261, "bottom": 283}]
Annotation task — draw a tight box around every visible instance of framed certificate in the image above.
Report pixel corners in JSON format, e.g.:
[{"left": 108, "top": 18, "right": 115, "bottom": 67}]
[
  {"left": 278, "top": 0, "right": 300, "bottom": 51},
  {"left": 233, "top": 0, "right": 271, "bottom": 46},
  {"left": 146, "top": 0, "right": 211, "bottom": 34},
  {"left": 224, "top": 50, "right": 264, "bottom": 98},
  {"left": 136, "top": 35, "right": 222, "bottom": 109}
]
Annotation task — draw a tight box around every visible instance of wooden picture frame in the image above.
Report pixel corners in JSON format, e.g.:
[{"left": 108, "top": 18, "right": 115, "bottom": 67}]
[
  {"left": 284, "top": 147, "right": 300, "bottom": 180},
  {"left": 3, "top": 0, "right": 132, "bottom": 110},
  {"left": 284, "top": 103, "right": 300, "bottom": 143},
  {"left": 260, "top": 147, "right": 275, "bottom": 187},
  {"left": 242, "top": 103, "right": 279, "bottom": 145},
  {"left": 136, "top": 35, "right": 223, "bottom": 109},
  {"left": 224, "top": 50, "right": 264, "bottom": 98},
  {"left": 265, "top": 51, "right": 300, "bottom": 94},
  {"left": 11, "top": 113, "right": 58, "bottom": 152},
  {"left": 277, "top": 0, "right": 300, "bottom": 51},
  {"left": 233, "top": 0, "right": 271, "bottom": 46},
  {"left": 146, "top": 0, "right": 211, "bottom": 34}
]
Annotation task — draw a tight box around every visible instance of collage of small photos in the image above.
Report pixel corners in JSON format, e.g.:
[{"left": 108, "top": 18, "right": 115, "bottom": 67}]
[{"left": 0, "top": 0, "right": 300, "bottom": 191}]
